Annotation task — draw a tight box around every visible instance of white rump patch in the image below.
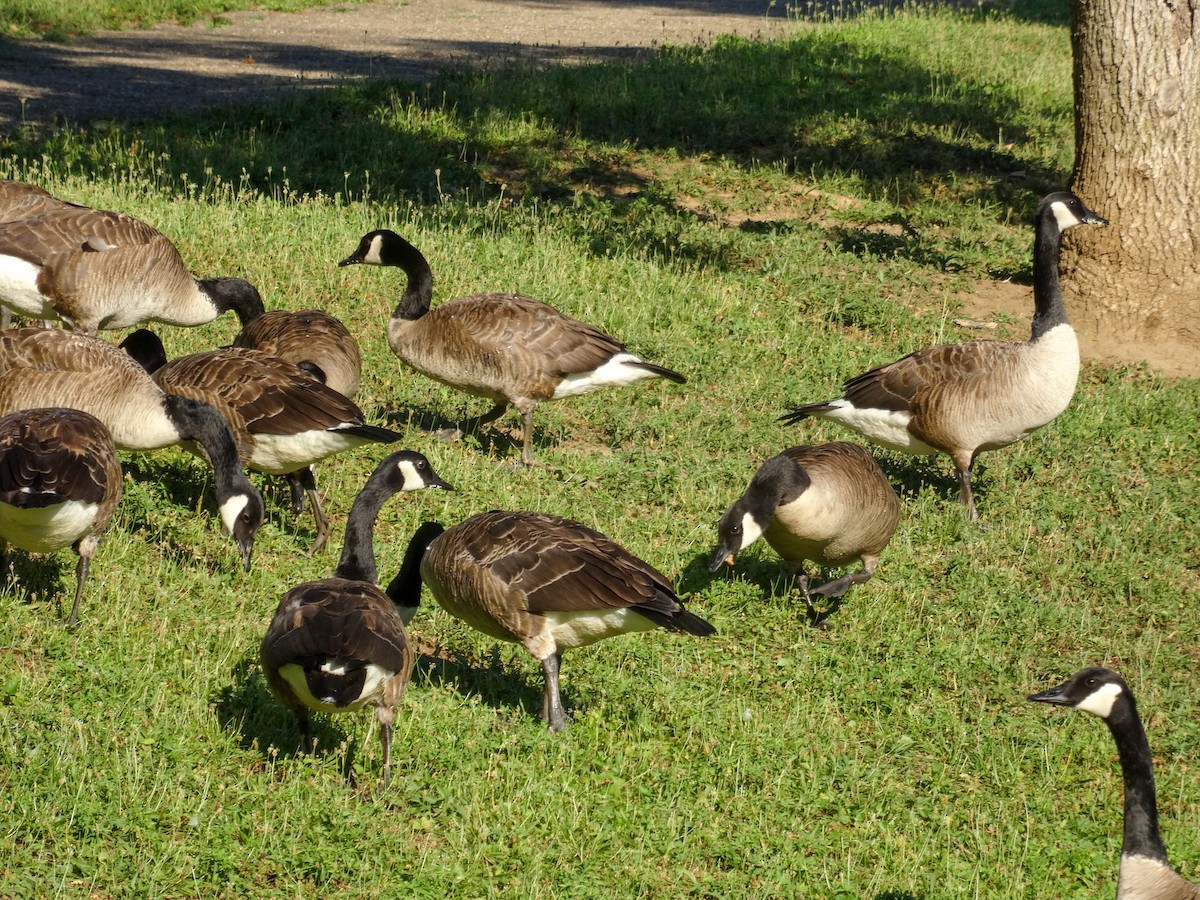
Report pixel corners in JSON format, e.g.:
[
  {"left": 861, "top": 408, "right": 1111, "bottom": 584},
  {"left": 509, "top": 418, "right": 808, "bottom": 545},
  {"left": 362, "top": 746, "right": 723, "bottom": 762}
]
[
  {"left": 821, "top": 401, "right": 937, "bottom": 455},
  {"left": 0, "top": 255, "right": 56, "bottom": 318},
  {"left": 250, "top": 429, "right": 372, "bottom": 474},
  {"left": 1076, "top": 681, "right": 1123, "bottom": 719},
  {"left": 553, "top": 353, "right": 663, "bottom": 399},
  {"left": 278, "top": 660, "right": 392, "bottom": 713},
  {"left": 0, "top": 498, "right": 99, "bottom": 552},
  {"left": 218, "top": 494, "right": 250, "bottom": 536},
  {"left": 541, "top": 607, "right": 657, "bottom": 651}
]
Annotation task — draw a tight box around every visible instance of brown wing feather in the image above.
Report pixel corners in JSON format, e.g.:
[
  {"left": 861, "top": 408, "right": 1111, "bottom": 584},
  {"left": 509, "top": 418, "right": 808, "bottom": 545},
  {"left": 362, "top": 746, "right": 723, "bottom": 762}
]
[
  {"left": 262, "top": 578, "right": 411, "bottom": 673},
  {"left": 455, "top": 510, "right": 692, "bottom": 622},
  {"left": 842, "top": 339, "right": 1026, "bottom": 415},
  {"left": 0, "top": 206, "right": 161, "bottom": 261},
  {"left": 0, "top": 407, "right": 121, "bottom": 525},
  {"left": 233, "top": 309, "right": 362, "bottom": 398},
  {"left": 435, "top": 293, "right": 625, "bottom": 374},
  {"left": 153, "top": 348, "right": 374, "bottom": 438}
]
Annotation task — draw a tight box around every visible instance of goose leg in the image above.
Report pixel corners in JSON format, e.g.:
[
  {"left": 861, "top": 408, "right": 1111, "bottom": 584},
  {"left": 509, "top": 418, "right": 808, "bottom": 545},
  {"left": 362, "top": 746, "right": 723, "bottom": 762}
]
[
  {"left": 376, "top": 705, "right": 395, "bottom": 791},
  {"left": 284, "top": 470, "right": 307, "bottom": 514},
  {"left": 540, "top": 652, "right": 568, "bottom": 732},
  {"left": 63, "top": 548, "right": 93, "bottom": 628},
  {"left": 954, "top": 456, "right": 979, "bottom": 522},
  {"left": 520, "top": 408, "right": 536, "bottom": 466},
  {"left": 434, "top": 402, "right": 508, "bottom": 442},
  {"left": 290, "top": 467, "right": 330, "bottom": 554},
  {"left": 297, "top": 713, "right": 315, "bottom": 755}
]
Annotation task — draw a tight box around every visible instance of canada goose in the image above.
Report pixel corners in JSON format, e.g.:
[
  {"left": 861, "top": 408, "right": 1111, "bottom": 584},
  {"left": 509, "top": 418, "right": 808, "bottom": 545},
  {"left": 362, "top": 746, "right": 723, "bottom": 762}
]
[
  {"left": 0, "top": 179, "right": 75, "bottom": 223},
  {"left": 260, "top": 449, "right": 454, "bottom": 788},
  {"left": 0, "top": 183, "right": 263, "bottom": 334},
  {"left": 338, "top": 230, "right": 686, "bottom": 465},
  {"left": 389, "top": 509, "right": 717, "bottom": 731},
  {"left": 232, "top": 307, "right": 362, "bottom": 399},
  {"left": 0, "top": 327, "right": 263, "bottom": 569},
  {"left": 120, "top": 328, "right": 400, "bottom": 554},
  {"left": 709, "top": 442, "right": 899, "bottom": 623},
  {"left": 0, "top": 407, "right": 122, "bottom": 626},
  {"left": 780, "top": 191, "right": 1108, "bottom": 520},
  {"left": 1028, "top": 667, "right": 1200, "bottom": 899}
]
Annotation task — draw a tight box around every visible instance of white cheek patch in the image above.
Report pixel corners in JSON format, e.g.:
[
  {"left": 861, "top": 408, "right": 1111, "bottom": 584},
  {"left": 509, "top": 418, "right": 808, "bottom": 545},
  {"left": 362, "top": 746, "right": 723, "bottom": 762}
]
[
  {"left": 1076, "top": 681, "right": 1123, "bottom": 718},
  {"left": 396, "top": 459, "right": 422, "bottom": 490},
  {"left": 364, "top": 236, "right": 386, "bottom": 265},
  {"left": 738, "top": 512, "right": 764, "bottom": 551},
  {"left": 218, "top": 494, "right": 250, "bottom": 536},
  {"left": 1051, "top": 200, "right": 1085, "bottom": 231}
]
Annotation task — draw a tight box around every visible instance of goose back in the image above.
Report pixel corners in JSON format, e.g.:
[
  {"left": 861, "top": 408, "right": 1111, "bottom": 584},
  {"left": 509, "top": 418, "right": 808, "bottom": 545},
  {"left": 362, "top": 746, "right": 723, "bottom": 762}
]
[
  {"left": 145, "top": 344, "right": 399, "bottom": 475},
  {"left": 233, "top": 309, "right": 362, "bottom": 399},
  {"left": 418, "top": 509, "right": 716, "bottom": 656},
  {"left": 0, "top": 200, "right": 261, "bottom": 333},
  {"left": 722, "top": 442, "right": 899, "bottom": 571},
  {"left": 0, "top": 407, "right": 122, "bottom": 625}
]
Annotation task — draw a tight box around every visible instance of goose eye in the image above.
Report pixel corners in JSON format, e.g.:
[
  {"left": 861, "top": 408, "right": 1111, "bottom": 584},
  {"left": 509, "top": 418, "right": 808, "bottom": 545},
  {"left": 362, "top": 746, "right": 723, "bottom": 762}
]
[{"left": 730, "top": 524, "right": 742, "bottom": 535}]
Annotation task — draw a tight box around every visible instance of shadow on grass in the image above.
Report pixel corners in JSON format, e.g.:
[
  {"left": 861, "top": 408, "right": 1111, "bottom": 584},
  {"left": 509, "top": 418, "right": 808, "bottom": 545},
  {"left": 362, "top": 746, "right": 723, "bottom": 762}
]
[
  {"left": 7, "top": 19, "right": 1066, "bottom": 275},
  {"left": 412, "top": 642, "right": 552, "bottom": 728},
  {"left": 213, "top": 649, "right": 375, "bottom": 784}
]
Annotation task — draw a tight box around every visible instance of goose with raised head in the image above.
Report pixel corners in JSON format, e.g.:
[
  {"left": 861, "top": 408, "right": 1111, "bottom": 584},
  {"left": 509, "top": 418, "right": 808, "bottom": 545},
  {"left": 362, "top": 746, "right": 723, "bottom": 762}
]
[
  {"left": 390, "top": 509, "right": 717, "bottom": 731},
  {"left": 0, "top": 327, "right": 263, "bottom": 570},
  {"left": 338, "top": 230, "right": 686, "bottom": 465},
  {"left": 781, "top": 191, "right": 1108, "bottom": 520},
  {"left": 261, "top": 449, "right": 454, "bottom": 789},
  {"left": 232, "top": 306, "right": 362, "bottom": 399},
  {"left": 709, "top": 442, "right": 899, "bottom": 624},
  {"left": 0, "top": 407, "right": 122, "bottom": 626},
  {"left": 0, "top": 181, "right": 263, "bottom": 335},
  {"left": 120, "top": 328, "right": 399, "bottom": 554},
  {"left": 1029, "top": 667, "right": 1200, "bottom": 899}
]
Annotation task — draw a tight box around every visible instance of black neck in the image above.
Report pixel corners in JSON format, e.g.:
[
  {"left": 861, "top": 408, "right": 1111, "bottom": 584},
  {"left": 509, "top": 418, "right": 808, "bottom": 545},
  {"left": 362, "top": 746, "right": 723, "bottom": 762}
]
[
  {"left": 752, "top": 454, "right": 811, "bottom": 514},
  {"left": 385, "top": 522, "right": 445, "bottom": 607},
  {"left": 1107, "top": 696, "right": 1171, "bottom": 864},
  {"left": 333, "top": 481, "right": 394, "bottom": 584},
  {"left": 163, "top": 395, "right": 253, "bottom": 502},
  {"left": 199, "top": 278, "right": 264, "bottom": 327},
  {"left": 386, "top": 239, "right": 435, "bottom": 322},
  {"left": 1030, "top": 212, "right": 1069, "bottom": 340}
]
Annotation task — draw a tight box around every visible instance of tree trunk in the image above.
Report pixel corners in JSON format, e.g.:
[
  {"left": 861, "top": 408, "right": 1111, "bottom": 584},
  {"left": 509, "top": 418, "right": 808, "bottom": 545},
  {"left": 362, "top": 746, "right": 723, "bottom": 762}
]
[{"left": 1064, "top": 0, "right": 1200, "bottom": 362}]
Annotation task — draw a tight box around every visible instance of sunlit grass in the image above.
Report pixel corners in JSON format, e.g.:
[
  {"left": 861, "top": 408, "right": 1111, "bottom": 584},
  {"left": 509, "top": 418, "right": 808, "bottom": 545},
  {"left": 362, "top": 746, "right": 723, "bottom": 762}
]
[{"left": 0, "top": 6, "right": 1197, "bottom": 898}]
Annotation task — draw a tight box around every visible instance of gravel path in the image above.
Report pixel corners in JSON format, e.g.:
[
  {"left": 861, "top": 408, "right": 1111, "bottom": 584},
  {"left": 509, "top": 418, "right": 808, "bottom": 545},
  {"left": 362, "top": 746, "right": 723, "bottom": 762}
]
[{"left": 0, "top": 0, "right": 790, "bottom": 133}]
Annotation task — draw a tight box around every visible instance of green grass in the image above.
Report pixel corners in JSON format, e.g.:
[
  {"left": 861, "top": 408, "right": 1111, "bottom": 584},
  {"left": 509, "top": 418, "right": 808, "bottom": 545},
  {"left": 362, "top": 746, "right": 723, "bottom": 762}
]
[{"left": 1, "top": 6, "right": 1198, "bottom": 898}]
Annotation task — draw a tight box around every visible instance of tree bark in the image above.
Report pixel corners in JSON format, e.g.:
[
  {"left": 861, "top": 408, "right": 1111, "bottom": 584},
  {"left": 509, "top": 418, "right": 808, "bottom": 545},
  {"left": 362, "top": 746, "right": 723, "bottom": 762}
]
[{"left": 1064, "top": 0, "right": 1200, "bottom": 353}]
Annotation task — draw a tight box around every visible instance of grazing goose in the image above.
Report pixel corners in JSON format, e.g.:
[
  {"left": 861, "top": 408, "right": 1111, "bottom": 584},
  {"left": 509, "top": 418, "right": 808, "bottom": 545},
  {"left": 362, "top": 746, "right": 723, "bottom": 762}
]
[
  {"left": 781, "top": 191, "right": 1108, "bottom": 520},
  {"left": 0, "top": 179, "right": 75, "bottom": 223},
  {"left": 232, "top": 307, "right": 363, "bottom": 399},
  {"left": 120, "top": 329, "right": 401, "bottom": 554},
  {"left": 260, "top": 450, "right": 453, "bottom": 789},
  {"left": 709, "top": 442, "right": 899, "bottom": 623},
  {"left": 0, "top": 183, "right": 262, "bottom": 334},
  {"left": 0, "top": 407, "right": 122, "bottom": 626},
  {"left": 390, "top": 509, "right": 717, "bottom": 731},
  {"left": 1029, "top": 668, "right": 1200, "bottom": 900},
  {"left": 338, "top": 230, "right": 686, "bottom": 465},
  {"left": 0, "top": 327, "right": 263, "bottom": 569}
]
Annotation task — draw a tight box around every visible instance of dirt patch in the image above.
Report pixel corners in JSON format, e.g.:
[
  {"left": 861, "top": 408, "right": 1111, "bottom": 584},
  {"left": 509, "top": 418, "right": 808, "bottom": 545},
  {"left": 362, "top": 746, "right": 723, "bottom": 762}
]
[
  {"left": 959, "top": 280, "right": 1199, "bottom": 379},
  {"left": 0, "top": 0, "right": 791, "bottom": 131}
]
